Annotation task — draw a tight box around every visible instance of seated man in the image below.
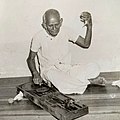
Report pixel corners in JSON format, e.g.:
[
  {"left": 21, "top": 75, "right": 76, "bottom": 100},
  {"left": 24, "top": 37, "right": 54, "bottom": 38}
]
[{"left": 27, "top": 9, "right": 106, "bottom": 94}]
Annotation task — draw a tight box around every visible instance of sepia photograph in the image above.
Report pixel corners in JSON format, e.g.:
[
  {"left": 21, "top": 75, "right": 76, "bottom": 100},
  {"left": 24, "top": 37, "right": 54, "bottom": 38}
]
[{"left": 0, "top": 0, "right": 120, "bottom": 120}]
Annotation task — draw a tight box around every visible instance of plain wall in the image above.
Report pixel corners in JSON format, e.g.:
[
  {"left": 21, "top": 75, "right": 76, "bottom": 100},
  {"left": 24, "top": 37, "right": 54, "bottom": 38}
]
[{"left": 0, "top": 0, "right": 120, "bottom": 77}]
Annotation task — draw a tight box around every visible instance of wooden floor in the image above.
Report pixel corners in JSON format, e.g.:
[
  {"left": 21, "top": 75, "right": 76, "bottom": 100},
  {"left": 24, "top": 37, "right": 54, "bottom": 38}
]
[{"left": 1, "top": 72, "right": 120, "bottom": 120}]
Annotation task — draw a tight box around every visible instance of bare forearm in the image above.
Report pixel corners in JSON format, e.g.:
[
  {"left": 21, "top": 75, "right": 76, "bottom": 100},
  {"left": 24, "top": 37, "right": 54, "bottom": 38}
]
[{"left": 27, "top": 57, "right": 39, "bottom": 75}]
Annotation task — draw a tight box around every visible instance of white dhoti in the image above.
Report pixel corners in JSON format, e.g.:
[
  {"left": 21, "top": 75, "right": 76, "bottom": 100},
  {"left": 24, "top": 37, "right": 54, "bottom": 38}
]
[{"left": 42, "top": 63, "right": 100, "bottom": 94}]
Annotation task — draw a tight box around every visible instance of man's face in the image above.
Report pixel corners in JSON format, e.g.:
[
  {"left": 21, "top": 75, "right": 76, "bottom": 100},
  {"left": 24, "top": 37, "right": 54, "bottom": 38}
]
[{"left": 45, "top": 15, "right": 62, "bottom": 37}]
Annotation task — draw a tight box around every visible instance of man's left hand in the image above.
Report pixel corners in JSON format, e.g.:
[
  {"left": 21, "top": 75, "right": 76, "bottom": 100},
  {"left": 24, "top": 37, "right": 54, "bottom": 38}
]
[{"left": 80, "top": 11, "right": 92, "bottom": 27}]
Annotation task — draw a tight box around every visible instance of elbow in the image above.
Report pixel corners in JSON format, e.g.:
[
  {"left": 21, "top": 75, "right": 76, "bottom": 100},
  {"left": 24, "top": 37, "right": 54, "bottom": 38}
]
[
  {"left": 75, "top": 43, "right": 90, "bottom": 49},
  {"left": 83, "top": 44, "right": 90, "bottom": 49},
  {"left": 26, "top": 57, "right": 31, "bottom": 65},
  {"left": 83, "top": 41, "right": 91, "bottom": 49},
  {"left": 75, "top": 38, "right": 91, "bottom": 49},
  {"left": 26, "top": 56, "right": 35, "bottom": 65},
  {"left": 79, "top": 42, "right": 91, "bottom": 49},
  {"left": 26, "top": 57, "right": 29, "bottom": 63}
]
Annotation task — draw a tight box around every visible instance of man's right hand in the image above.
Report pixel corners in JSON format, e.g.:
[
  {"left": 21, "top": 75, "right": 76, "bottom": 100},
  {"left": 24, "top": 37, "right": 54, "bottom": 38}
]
[{"left": 33, "top": 71, "right": 43, "bottom": 85}]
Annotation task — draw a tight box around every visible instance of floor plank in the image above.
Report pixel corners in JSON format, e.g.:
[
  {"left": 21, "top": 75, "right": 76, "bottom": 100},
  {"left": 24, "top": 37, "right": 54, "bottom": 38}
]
[
  {"left": 1, "top": 72, "right": 120, "bottom": 119},
  {"left": 0, "top": 113, "right": 120, "bottom": 120},
  {"left": 0, "top": 76, "right": 32, "bottom": 87}
]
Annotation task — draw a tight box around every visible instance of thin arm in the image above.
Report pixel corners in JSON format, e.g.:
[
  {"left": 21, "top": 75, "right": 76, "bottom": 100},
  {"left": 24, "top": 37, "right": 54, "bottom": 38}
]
[
  {"left": 75, "top": 25, "right": 92, "bottom": 48},
  {"left": 26, "top": 50, "right": 40, "bottom": 76}
]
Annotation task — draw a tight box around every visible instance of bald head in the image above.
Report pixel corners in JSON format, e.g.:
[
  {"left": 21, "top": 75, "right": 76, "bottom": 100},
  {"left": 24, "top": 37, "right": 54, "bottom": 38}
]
[
  {"left": 42, "top": 9, "right": 63, "bottom": 37},
  {"left": 43, "top": 9, "right": 61, "bottom": 24}
]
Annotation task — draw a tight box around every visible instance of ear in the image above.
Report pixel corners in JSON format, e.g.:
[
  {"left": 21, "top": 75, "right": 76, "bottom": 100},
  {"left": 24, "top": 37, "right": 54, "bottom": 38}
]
[
  {"left": 42, "top": 14, "right": 47, "bottom": 30},
  {"left": 60, "top": 18, "right": 63, "bottom": 26},
  {"left": 42, "top": 22, "right": 47, "bottom": 30}
]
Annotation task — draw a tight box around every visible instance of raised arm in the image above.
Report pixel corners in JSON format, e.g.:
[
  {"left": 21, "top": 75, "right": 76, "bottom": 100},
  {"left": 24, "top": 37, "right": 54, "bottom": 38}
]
[{"left": 69, "top": 12, "right": 92, "bottom": 49}]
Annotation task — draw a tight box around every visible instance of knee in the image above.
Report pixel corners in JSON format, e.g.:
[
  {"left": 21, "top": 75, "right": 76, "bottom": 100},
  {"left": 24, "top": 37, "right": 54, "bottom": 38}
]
[{"left": 85, "top": 62, "right": 100, "bottom": 79}]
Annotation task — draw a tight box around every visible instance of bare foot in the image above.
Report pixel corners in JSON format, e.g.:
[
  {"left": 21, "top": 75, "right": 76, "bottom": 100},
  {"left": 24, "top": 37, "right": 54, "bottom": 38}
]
[
  {"left": 89, "top": 76, "right": 107, "bottom": 86},
  {"left": 8, "top": 91, "right": 24, "bottom": 104}
]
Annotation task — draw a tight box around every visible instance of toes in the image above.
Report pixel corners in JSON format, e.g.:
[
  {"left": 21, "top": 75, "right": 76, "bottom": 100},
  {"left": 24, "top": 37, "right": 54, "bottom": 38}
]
[{"left": 89, "top": 77, "right": 106, "bottom": 86}]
